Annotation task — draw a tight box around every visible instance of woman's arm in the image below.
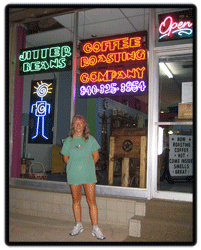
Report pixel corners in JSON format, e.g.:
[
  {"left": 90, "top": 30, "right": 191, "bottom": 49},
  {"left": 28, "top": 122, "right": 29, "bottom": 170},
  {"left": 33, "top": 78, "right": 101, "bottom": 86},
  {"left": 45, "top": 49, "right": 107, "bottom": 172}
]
[
  {"left": 92, "top": 150, "right": 99, "bottom": 164},
  {"left": 63, "top": 155, "right": 69, "bottom": 164}
]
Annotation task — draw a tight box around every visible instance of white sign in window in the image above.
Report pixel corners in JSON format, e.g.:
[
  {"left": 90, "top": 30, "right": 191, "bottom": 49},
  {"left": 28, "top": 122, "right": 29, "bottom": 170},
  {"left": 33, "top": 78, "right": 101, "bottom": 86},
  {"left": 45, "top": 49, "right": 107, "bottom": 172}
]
[
  {"left": 169, "top": 135, "right": 193, "bottom": 177},
  {"left": 182, "top": 82, "right": 193, "bottom": 103}
]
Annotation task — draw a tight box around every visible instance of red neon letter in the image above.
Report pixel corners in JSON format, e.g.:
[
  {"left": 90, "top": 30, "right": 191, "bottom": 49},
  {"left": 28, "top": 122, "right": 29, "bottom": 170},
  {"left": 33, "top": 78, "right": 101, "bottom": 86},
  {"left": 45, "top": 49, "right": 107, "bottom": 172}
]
[
  {"left": 80, "top": 57, "right": 89, "bottom": 68},
  {"left": 83, "top": 42, "right": 93, "bottom": 53},
  {"left": 159, "top": 16, "right": 173, "bottom": 36},
  {"left": 135, "top": 67, "right": 146, "bottom": 79},
  {"left": 80, "top": 72, "right": 89, "bottom": 83},
  {"left": 135, "top": 49, "right": 146, "bottom": 60},
  {"left": 93, "top": 42, "right": 101, "bottom": 53},
  {"left": 130, "top": 37, "right": 141, "bottom": 48}
]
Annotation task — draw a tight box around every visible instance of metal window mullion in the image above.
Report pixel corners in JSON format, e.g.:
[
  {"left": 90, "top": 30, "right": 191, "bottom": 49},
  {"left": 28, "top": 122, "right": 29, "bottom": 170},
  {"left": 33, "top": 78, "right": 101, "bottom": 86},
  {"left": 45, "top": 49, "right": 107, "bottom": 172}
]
[
  {"left": 70, "top": 11, "right": 79, "bottom": 124},
  {"left": 9, "top": 23, "right": 18, "bottom": 178},
  {"left": 147, "top": 8, "right": 158, "bottom": 200},
  {"left": 156, "top": 122, "right": 193, "bottom": 126}
]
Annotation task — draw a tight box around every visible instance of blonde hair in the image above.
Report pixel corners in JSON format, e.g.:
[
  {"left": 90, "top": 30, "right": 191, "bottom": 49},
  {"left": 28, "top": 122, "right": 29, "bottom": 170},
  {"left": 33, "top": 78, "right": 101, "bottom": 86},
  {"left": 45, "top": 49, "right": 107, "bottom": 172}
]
[{"left": 69, "top": 115, "right": 90, "bottom": 142}]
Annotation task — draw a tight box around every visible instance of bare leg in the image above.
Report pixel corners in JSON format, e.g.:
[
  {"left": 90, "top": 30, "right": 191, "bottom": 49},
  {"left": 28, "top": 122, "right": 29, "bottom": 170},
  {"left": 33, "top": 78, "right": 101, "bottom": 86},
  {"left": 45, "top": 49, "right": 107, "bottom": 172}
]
[
  {"left": 83, "top": 183, "right": 98, "bottom": 225},
  {"left": 70, "top": 185, "right": 82, "bottom": 222}
]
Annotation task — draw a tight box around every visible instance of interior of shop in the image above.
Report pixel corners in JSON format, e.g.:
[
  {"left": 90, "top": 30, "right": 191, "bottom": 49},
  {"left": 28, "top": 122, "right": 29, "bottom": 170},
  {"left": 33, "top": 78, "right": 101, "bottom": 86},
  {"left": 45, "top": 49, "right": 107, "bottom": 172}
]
[{"left": 16, "top": 7, "right": 193, "bottom": 194}]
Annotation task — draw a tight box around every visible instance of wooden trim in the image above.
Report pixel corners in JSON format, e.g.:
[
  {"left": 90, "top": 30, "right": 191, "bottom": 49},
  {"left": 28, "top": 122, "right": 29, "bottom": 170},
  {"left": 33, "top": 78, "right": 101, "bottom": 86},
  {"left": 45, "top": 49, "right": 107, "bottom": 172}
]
[
  {"left": 121, "top": 157, "right": 129, "bottom": 187},
  {"left": 108, "top": 137, "right": 115, "bottom": 186},
  {"left": 139, "top": 136, "right": 147, "bottom": 188}
]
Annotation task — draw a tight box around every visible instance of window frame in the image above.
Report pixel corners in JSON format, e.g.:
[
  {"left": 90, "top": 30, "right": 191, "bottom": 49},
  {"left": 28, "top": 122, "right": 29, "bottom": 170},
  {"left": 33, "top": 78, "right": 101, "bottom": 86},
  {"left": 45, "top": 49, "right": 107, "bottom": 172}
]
[
  {"left": 152, "top": 44, "right": 193, "bottom": 202},
  {"left": 9, "top": 9, "right": 194, "bottom": 202}
]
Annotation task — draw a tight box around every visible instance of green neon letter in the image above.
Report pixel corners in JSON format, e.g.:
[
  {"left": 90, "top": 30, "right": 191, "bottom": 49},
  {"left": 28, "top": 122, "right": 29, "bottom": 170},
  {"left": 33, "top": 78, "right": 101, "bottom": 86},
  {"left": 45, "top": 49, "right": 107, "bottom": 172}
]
[
  {"left": 30, "top": 61, "right": 41, "bottom": 72},
  {"left": 61, "top": 46, "right": 72, "bottom": 57},
  {"left": 23, "top": 62, "right": 31, "bottom": 72},
  {"left": 49, "top": 47, "right": 60, "bottom": 57},
  {"left": 32, "top": 50, "right": 40, "bottom": 60},
  {"left": 40, "top": 61, "right": 49, "bottom": 70},
  {"left": 27, "top": 51, "right": 32, "bottom": 60},
  {"left": 19, "top": 51, "right": 27, "bottom": 61},
  {"left": 41, "top": 48, "right": 49, "bottom": 59},
  {"left": 19, "top": 50, "right": 32, "bottom": 61},
  {"left": 58, "top": 58, "right": 66, "bottom": 68},
  {"left": 50, "top": 58, "right": 59, "bottom": 68}
]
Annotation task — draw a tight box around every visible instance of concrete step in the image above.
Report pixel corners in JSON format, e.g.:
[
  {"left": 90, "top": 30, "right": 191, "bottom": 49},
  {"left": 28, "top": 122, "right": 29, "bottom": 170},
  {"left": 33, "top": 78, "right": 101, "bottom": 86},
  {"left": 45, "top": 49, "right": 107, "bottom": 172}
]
[
  {"left": 129, "top": 199, "right": 193, "bottom": 242},
  {"left": 145, "top": 199, "right": 193, "bottom": 224},
  {"left": 129, "top": 216, "right": 143, "bottom": 237},
  {"left": 129, "top": 215, "right": 193, "bottom": 242},
  {"left": 141, "top": 217, "right": 193, "bottom": 242}
]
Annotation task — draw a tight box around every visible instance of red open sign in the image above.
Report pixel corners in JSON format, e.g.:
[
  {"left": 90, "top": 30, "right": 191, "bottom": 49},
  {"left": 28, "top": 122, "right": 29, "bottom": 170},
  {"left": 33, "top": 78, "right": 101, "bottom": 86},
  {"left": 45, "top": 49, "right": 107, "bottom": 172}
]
[{"left": 158, "top": 9, "right": 193, "bottom": 41}]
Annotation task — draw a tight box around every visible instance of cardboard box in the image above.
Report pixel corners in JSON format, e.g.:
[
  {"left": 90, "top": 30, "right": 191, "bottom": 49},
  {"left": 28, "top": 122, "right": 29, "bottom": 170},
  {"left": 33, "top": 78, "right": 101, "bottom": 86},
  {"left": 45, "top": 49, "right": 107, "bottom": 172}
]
[{"left": 178, "top": 103, "right": 193, "bottom": 119}]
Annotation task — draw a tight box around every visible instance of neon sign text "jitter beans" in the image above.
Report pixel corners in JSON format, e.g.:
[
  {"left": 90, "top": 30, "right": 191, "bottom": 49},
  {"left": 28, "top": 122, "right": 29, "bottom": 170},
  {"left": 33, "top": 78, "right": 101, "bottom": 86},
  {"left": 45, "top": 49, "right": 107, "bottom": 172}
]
[
  {"left": 19, "top": 43, "right": 72, "bottom": 74},
  {"left": 159, "top": 16, "right": 193, "bottom": 39},
  {"left": 19, "top": 46, "right": 72, "bottom": 61}
]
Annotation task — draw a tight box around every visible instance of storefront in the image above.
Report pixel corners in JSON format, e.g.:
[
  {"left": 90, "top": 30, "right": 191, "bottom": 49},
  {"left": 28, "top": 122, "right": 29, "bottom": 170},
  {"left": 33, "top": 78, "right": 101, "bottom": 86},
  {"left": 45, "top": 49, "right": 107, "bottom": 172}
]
[{"left": 9, "top": 6, "right": 195, "bottom": 203}]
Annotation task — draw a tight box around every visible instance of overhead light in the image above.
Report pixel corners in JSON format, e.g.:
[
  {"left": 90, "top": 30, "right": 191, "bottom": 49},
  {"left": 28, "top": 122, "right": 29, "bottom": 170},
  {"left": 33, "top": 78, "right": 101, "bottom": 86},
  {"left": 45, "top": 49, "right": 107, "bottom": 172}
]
[
  {"left": 168, "top": 130, "right": 173, "bottom": 135},
  {"left": 159, "top": 62, "right": 173, "bottom": 78}
]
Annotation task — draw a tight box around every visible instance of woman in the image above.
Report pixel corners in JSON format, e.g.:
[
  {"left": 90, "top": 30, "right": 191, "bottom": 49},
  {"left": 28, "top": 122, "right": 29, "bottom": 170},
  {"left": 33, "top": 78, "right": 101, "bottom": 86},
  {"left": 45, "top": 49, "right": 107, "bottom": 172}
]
[{"left": 61, "top": 115, "right": 105, "bottom": 240}]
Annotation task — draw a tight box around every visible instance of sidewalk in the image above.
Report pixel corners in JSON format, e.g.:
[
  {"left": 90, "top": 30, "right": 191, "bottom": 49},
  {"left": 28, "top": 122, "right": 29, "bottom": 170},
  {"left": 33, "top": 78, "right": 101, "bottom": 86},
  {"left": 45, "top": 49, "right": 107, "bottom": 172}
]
[{"left": 8, "top": 213, "right": 129, "bottom": 243}]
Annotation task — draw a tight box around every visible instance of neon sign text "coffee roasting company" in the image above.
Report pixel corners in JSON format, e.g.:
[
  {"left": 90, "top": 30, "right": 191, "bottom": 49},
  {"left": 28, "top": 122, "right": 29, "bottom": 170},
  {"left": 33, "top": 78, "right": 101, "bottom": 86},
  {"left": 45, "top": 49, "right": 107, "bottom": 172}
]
[
  {"left": 79, "top": 31, "right": 147, "bottom": 97},
  {"left": 19, "top": 42, "right": 73, "bottom": 74}
]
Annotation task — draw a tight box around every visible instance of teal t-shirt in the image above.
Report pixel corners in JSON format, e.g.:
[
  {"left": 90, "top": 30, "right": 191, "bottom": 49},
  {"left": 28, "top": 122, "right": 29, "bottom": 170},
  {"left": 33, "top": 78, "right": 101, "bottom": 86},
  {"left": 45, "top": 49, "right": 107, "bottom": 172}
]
[{"left": 60, "top": 135, "right": 100, "bottom": 185}]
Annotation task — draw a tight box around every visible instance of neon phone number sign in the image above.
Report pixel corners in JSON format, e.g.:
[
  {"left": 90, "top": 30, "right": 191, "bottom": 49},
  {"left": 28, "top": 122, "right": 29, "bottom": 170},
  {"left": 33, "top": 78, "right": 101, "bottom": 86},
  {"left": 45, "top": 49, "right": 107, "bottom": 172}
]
[
  {"left": 19, "top": 42, "right": 73, "bottom": 75},
  {"left": 158, "top": 9, "right": 193, "bottom": 41},
  {"left": 79, "top": 31, "right": 147, "bottom": 98},
  {"left": 80, "top": 80, "right": 146, "bottom": 97}
]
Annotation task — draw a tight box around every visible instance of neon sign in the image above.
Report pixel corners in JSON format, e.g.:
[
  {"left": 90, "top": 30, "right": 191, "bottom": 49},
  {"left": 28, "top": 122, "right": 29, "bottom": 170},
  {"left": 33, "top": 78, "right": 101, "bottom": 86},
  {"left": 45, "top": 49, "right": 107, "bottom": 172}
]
[
  {"left": 80, "top": 49, "right": 146, "bottom": 68},
  {"left": 28, "top": 79, "right": 56, "bottom": 144},
  {"left": 19, "top": 42, "right": 72, "bottom": 74},
  {"left": 80, "top": 67, "right": 146, "bottom": 84},
  {"left": 79, "top": 31, "right": 147, "bottom": 98},
  {"left": 82, "top": 37, "right": 142, "bottom": 53},
  {"left": 158, "top": 9, "right": 193, "bottom": 41},
  {"left": 80, "top": 80, "right": 146, "bottom": 97}
]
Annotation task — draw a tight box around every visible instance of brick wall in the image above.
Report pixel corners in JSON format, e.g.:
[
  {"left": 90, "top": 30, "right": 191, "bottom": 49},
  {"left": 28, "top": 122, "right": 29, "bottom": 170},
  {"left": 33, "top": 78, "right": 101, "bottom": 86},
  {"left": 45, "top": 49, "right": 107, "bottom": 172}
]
[{"left": 9, "top": 187, "right": 146, "bottom": 228}]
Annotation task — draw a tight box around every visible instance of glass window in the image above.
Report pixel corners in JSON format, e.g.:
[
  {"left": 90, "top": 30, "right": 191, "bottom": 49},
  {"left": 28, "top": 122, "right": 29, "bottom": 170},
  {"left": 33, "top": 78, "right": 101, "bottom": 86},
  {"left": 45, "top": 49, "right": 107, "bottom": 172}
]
[
  {"left": 157, "top": 53, "right": 193, "bottom": 193},
  {"left": 158, "top": 125, "right": 193, "bottom": 193},
  {"left": 19, "top": 8, "right": 149, "bottom": 190},
  {"left": 159, "top": 54, "right": 193, "bottom": 119},
  {"left": 78, "top": 8, "right": 149, "bottom": 189},
  {"left": 20, "top": 11, "right": 74, "bottom": 180}
]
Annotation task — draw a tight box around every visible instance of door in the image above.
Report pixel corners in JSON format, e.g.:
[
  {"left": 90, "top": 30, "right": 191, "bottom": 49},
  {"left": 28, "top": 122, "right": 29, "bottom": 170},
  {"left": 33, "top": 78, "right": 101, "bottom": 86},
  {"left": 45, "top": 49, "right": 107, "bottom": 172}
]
[{"left": 152, "top": 46, "right": 193, "bottom": 201}]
